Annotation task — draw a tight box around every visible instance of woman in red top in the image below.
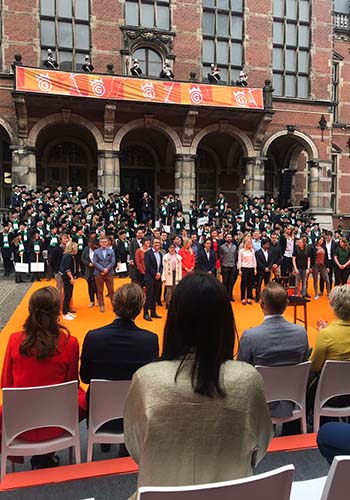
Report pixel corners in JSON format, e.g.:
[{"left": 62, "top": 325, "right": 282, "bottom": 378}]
[
  {"left": 179, "top": 238, "right": 195, "bottom": 277},
  {"left": 1, "top": 286, "right": 86, "bottom": 469}
]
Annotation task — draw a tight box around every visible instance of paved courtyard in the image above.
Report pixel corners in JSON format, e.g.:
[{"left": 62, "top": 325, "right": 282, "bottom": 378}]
[{"left": 0, "top": 279, "right": 32, "bottom": 331}]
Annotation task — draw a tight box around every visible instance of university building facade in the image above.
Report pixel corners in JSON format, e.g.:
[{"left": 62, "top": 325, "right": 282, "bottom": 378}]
[{"left": 0, "top": 0, "right": 349, "bottom": 225}]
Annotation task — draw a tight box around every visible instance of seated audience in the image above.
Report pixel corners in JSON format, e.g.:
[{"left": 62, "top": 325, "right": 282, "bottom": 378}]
[
  {"left": 80, "top": 283, "right": 159, "bottom": 456},
  {"left": 124, "top": 272, "right": 272, "bottom": 495},
  {"left": 1, "top": 286, "right": 86, "bottom": 469},
  {"left": 237, "top": 282, "right": 309, "bottom": 422}
]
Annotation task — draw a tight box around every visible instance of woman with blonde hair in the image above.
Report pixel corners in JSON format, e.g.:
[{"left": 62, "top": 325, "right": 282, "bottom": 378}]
[
  {"left": 179, "top": 237, "right": 195, "bottom": 277},
  {"left": 1, "top": 286, "right": 86, "bottom": 469},
  {"left": 59, "top": 241, "right": 78, "bottom": 320},
  {"left": 237, "top": 237, "right": 257, "bottom": 305},
  {"left": 162, "top": 244, "right": 182, "bottom": 308}
]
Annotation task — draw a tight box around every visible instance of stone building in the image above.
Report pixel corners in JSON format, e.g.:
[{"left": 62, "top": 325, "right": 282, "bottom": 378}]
[{"left": 0, "top": 0, "right": 349, "bottom": 226}]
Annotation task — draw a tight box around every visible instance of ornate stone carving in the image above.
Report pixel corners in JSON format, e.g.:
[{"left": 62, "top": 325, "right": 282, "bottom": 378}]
[
  {"left": 182, "top": 109, "right": 198, "bottom": 147},
  {"left": 104, "top": 104, "right": 116, "bottom": 143},
  {"left": 121, "top": 27, "right": 175, "bottom": 55},
  {"left": 253, "top": 113, "right": 274, "bottom": 150},
  {"left": 13, "top": 94, "right": 28, "bottom": 139}
]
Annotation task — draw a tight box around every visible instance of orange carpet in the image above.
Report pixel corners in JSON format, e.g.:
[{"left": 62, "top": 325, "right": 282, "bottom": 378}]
[{"left": 0, "top": 276, "right": 335, "bottom": 398}]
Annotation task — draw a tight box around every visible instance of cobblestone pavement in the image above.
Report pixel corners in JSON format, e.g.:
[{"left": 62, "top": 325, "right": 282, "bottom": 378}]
[{"left": 0, "top": 278, "right": 32, "bottom": 331}]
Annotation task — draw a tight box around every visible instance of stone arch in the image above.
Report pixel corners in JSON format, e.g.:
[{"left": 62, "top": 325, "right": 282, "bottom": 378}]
[
  {"left": 189, "top": 123, "right": 255, "bottom": 158},
  {"left": 0, "top": 118, "right": 16, "bottom": 144},
  {"left": 113, "top": 118, "right": 182, "bottom": 154},
  {"left": 27, "top": 113, "right": 104, "bottom": 149},
  {"left": 261, "top": 130, "right": 319, "bottom": 159}
]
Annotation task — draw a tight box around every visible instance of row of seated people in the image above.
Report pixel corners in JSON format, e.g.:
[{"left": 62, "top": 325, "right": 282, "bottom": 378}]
[{"left": 1, "top": 276, "right": 350, "bottom": 491}]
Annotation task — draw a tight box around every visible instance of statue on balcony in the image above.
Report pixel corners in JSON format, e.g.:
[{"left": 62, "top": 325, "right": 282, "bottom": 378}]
[
  {"left": 160, "top": 60, "right": 174, "bottom": 80},
  {"left": 11, "top": 53, "right": 23, "bottom": 74},
  {"left": 131, "top": 59, "right": 142, "bottom": 77},
  {"left": 208, "top": 64, "right": 221, "bottom": 84},
  {"left": 43, "top": 49, "right": 58, "bottom": 70},
  {"left": 82, "top": 55, "right": 94, "bottom": 72},
  {"left": 236, "top": 69, "right": 248, "bottom": 87}
]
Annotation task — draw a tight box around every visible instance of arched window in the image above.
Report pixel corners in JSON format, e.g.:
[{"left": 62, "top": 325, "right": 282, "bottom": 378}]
[{"left": 133, "top": 48, "right": 162, "bottom": 77}]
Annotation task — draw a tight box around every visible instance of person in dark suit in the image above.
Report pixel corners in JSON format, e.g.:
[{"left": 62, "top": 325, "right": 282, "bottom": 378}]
[
  {"left": 255, "top": 238, "right": 272, "bottom": 302},
  {"left": 81, "top": 239, "right": 99, "bottom": 307},
  {"left": 80, "top": 282, "right": 159, "bottom": 456},
  {"left": 197, "top": 239, "right": 216, "bottom": 275},
  {"left": 237, "top": 282, "right": 309, "bottom": 429},
  {"left": 143, "top": 238, "right": 163, "bottom": 321},
  {"left": 320, "top": 231, "right": 337, "bottom": 295},
  {"left": 93, "top": 237, "right": 115, "bottom": 313},
  {"left": 0, "top": 223, "right": 14, "bottom": 276}
]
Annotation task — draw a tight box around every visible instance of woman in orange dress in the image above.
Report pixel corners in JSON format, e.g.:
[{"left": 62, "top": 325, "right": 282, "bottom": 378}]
[{"left": 179, "top": 238, "right": 195, "bottom": 277}]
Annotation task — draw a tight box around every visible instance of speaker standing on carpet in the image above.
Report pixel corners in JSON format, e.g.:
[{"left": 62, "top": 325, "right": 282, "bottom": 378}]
[
  {"left": 93, "top": 237, "right": 116, "bottom": 313},
  {"left": 124, "top": 273, "right": 272, "bottom": 497},
  {"left": 59, "top": 241, "right": 78, "bottom": 321}
]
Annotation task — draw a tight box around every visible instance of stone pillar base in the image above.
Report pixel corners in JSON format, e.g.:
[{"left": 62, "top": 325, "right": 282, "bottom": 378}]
[
  {"left": 175, "top": 154, "right": 196, "bottom": 212},
  {"left": 97, "top": 150, "right": 120, "bottom": 194}
]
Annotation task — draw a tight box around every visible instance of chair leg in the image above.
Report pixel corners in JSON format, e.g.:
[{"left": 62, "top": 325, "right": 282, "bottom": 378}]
[
  {"left": 75, "top": 444, "right": 81, "bottom": 464},
  {"left": 87, "top": 442, "right": 93, "bottom": 462},
  {"left": 1, "top": 454, "right": 7, "bottom": 481},
  {"left": 313, "top": 414, "right": 320, "bottom": 433},
  {"left": 301, "top": 415, "right": 307, "bottom": 434},
  {"left": 11, "top": 461, "right": 15, "bottom": 473}
]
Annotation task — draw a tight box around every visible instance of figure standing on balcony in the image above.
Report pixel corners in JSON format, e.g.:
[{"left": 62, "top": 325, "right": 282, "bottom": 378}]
[
  {"left": 131, "top": 59, "right": 142, "bottom": 77},
  {"left": 82, "top": 55, "right": 94, "bottom": 73},
  {"left": 160, "top": 60, "right": 174, "bottom": 80},
  {"left": 44, "top": 49, "right": 58, "bottom": 70},
  {"left": 208, "top": 64, "right": 221, "bottom": 84},
  {"left": 236, "top": 69, "right": 248, "bottom": 87}
]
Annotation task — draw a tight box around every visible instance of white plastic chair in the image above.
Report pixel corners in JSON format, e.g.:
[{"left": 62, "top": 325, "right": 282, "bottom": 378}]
[
  {"left": 87, "top": 379, "right": 131, "bottom": 462},
  {"left": 1, "top": 380, "right": 81, "bottom": 480},
  {"left": 290, "top": 455, "right": 350, "bottom": 500},
  {"left": 136, "top": 465, "right": 295, "bottom": 500},
  {"left": 256, "top": 362, "right": 311, "bottom": 433},
  {"left": 313, "top": 361, "right": 350, "bottom": 433}
]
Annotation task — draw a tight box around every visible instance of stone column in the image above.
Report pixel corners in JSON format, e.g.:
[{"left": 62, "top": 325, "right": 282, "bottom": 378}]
[
  {"left": 175, "top": 154, "right": 196, "bottom": 212},
  {"left": 97, "top": 150, "right": 120, "bottom": 194},
  {"left": 11, "top": 147, "right": 37, "bottom": 189},
  {"left": 308, "top": 160, "right": 321, "bottom": 211},
  {"left": 307, "top": 160, "right": 333, "bottom": 228},
  {"left": 244, "top": 157, "right": 265, "bottom": 198}
]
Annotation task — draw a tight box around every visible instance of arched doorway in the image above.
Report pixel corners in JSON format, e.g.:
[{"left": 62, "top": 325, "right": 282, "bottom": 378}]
[
  {"left": 196, "top": 133, "right": 244, "bottom": 208},
  {"left": 265, "top": 135, "right": 312, "bottom": 208},
  {"left": 0, "top": 128, "right": 12, "bottom": 207},
  {"left": 36, "top": 124, "right": 98, "bottom": 191},
  {"left": 120, "top": 128, "right": 175, "bottom": 219}
]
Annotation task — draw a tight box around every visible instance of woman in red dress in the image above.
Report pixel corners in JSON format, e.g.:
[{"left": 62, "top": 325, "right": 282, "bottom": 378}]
[
  {"left": 179, "top": 238, "right": 195, "bottom": 278},
  {"left": 1, "top": 286, "right": 86, "bottom": 469}
]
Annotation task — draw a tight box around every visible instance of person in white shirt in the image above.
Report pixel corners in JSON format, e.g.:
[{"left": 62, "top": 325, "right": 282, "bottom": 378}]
[{"left": 238, "top": 238, "right": 257, "bottom": 305}]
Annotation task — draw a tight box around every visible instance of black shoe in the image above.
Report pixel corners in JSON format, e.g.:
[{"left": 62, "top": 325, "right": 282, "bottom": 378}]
[
  {"left": 100, "top": 443, "right": 111, "bottom": 453},
  {"left": 305, "top": 294, "right": 311, "bottom": 298},
  {"left": 151, "top": 313, "right": 162, "bottom": 319},
  {"left": 157, "top": 301, "right": 163, "bottom": 307},
  {"left": 144, "top": 314, "right": 152, "bottom": 321},
  {"left": 230, "top": 298, "right": 235, "bottom": 302}
]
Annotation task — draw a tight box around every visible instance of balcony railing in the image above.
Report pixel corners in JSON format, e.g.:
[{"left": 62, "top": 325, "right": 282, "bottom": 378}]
[{"left": 335, "top": 12, "right": 350, "bottom": 32}]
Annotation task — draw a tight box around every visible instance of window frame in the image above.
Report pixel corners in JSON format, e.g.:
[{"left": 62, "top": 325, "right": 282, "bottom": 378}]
[
  {"left": 40, "top": 0, "right": 91, "bottom": 71},
  {"left": 202, "top": 0, "right": 244, "bottom": 84},
  {"left": 125, "top": 0, "right": 171, "bottom": 31},
  {"left": 272, "top": 0, "right": 311, "bottom": 99}
]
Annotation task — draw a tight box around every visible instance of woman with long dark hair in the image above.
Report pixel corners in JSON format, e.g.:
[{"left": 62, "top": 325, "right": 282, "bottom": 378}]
[
  {"left": 124, "top": 272, "right": 272, "bottom": 494},
  {"left": 59, "top": 241, "right": 78, "bottom": 320},
  {"left": 1, "top": 286, "right": 86, "bottom": 469}
]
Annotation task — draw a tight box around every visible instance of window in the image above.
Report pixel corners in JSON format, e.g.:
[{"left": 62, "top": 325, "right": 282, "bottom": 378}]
[
  {"left": 125, "top": 0, "right": 170, "bottom": 31},
  {"left": 40, "top": 0, "right": 90, "bottom": 70},
  {"left": 334, "top": 0, "right": 349, "bottom": 14},
  {"left": 332, "top": 62, "right": 340, "bottom": 122},
  {"left": 272, "top": 0, "right": 310, "bottom": 98},
  {"left": 331, "top": 148, "right": 339, "bottom": 212},
  {"left": 202, "top": 0, "right": 243, "bottom": 83},
  {"left": 133, "top": 47, "right": 162, "bottom": 77}
]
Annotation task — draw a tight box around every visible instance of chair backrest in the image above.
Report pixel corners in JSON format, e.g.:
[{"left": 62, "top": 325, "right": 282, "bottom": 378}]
[
  {"left": 137, "top": 465, "right": 295, "bottom": 500},
  {"left": 321, "top": 456, "right": 350, "bottom": 500},
  {"left": 315, "top": 361, "right": 350, "bottom": 408},
  {"left": 256, "top": 362, "right": 311, "bottom": 407},
  {"left": 89, "top": 379, "right": 131, "bottom": 433},
  {"left": 2, "top": 380, "right": 78, "bottom": 446}
]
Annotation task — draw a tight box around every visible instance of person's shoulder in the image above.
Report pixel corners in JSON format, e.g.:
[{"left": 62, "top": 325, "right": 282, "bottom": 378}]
[
  {"left": 242, "top": 323, "right": 266, "bottom": 338},
  {"left": 133, "top": 325, "right": 158, "bottom": 340},
  {"left": 223, "top": 360, "right": 262, "bottom": 385},
  {"left": 282, "top": 318, "right": 308, "bottom": 336},
  {"left": 8, "top": 331, "right": 25, "bottom": 344}
]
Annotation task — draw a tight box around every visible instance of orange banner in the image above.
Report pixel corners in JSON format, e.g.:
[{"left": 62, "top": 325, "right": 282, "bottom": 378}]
[{"left": 15, "top": 66, "right": 264, "bottom": 110}]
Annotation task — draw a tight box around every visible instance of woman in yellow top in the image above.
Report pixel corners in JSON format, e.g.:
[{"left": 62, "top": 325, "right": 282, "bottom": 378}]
[{"left": 310, "top": 284, "right": 350, "bottom": 373}]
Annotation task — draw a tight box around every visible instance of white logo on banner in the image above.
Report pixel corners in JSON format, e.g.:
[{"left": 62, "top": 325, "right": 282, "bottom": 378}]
[
  {"left": 233, "top": 88, "right": 258, "bottom": 108},
  {"left": 35, "top": 73, "right": 52, "bottom": 92},
  {"left": 90, "top": 78, "right": 106, "bottom": 96},
  {"left": 141, "top": 82, "right": 156, "bottom": 100},
  {"left": 189, "top": 86, "right": 203, "bottom": 104}
]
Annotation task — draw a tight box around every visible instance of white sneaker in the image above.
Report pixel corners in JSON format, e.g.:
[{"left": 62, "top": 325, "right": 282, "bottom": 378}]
[
  {"left": 314, "top": 295, "right": 319, "bottom": 300},
  {"left": 63, "top": 313, "right": 75, "bottom": 320}
]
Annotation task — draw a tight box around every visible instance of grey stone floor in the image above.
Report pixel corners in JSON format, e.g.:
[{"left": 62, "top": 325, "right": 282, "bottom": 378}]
[{"left": 0, "top": 277, "right": 32, "bottom": 331}]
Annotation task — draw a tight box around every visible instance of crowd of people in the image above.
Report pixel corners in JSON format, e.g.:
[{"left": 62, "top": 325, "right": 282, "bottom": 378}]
[
  {"left": 1, "top": 185, "right": 349, "bottom": 313},
  {"left": 0, "top": 184, "right": 350, "bottom": 480}
]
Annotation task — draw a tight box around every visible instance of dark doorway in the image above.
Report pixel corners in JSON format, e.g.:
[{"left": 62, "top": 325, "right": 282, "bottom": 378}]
[{"left": 120, "top": 167, "right": 155, "bottom": 220}]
